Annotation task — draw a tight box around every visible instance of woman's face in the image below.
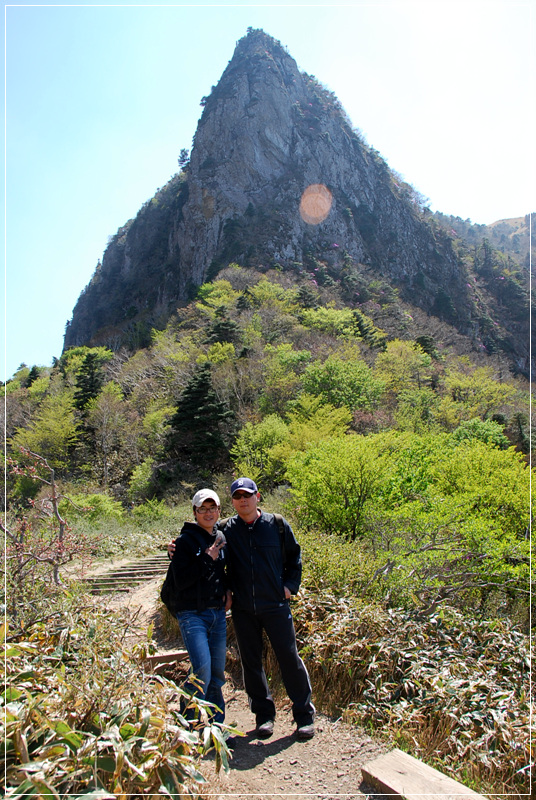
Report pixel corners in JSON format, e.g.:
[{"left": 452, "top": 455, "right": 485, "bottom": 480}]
[{"left": 194, "top": 500, "right": 220, "bottom": 532}]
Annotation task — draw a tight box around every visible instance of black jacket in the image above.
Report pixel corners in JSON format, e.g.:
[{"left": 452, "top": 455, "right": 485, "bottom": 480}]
[
  {"left": 170, "top": 521, "right": 227, "bottom": 612},
  {"left": 221, "top": 511, "right": 302, "bottom": 614}
]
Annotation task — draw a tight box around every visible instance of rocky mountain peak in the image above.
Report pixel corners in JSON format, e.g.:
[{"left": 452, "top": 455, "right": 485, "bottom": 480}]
[{"left": 63, "top": 29, "right": 529, "bottom": 375}]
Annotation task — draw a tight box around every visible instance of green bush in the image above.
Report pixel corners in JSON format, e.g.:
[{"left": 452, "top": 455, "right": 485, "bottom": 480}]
[
  {"left": 60, "top": 493, "right": 124, "bottom": 522},
  {"left": 128, "top": 457, "right": 156, "bottom": 501},
  {"left": 451, "top": 416, "right": 510, "bottom": 448},
  {"left": 286, "top": 434, "right": 386, "bottom": 538},
  {"left": 131, "top": 497, "right": 170, "bottom": 522},
  {"left": 302, "top": 353, "right": 384, "bottom": 411}
]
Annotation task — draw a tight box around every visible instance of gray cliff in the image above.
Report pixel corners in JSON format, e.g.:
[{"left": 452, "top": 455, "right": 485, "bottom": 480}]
[{"left": 64, "top": 29, "right": 529, "bottom": 373}]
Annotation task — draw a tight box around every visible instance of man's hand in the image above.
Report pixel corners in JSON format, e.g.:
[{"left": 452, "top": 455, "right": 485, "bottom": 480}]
[
  {"left": 167, "top": 540, "right": 176, "bottom": 559},
  {"left": 284, "top": 586, "right": 291, "bottom": 600},
  {"left": 225, "top": 589, "right": 233, "bottom": 611}
]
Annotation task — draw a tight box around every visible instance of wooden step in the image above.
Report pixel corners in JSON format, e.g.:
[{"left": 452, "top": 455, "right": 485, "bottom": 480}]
[
  {"left": 143, "top": 650, "right": 189, "bottom": 674},
  {"left": 89, "top": 586, "right": 131, "bottom": 594},
  {"left": 79, "top": 553, "right": 170, "bottom": 594},
  {"left": 362, "top": 748, "right": 487, "bottom": 800}
]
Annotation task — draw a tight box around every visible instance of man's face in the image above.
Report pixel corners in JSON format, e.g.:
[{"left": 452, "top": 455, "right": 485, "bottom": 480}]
[{"left": 231, "top": 489, "right": 259, "bottom": 521}]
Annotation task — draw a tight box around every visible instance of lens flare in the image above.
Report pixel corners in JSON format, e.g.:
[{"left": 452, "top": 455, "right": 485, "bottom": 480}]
[{"left": 299, "top": 184, "right": 333, "bottom": 225}]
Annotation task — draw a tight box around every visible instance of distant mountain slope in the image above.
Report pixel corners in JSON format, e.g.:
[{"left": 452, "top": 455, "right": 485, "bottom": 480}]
[
  {"left": 433, "top": 212, "right": 533, "bottom": 266},
  {"left": 64, "top": 28, "right": 531, "bottom": 376}
]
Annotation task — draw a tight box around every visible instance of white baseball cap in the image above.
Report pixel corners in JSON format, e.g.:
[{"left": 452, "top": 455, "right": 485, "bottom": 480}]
[{"left": 192, "top": 489, "right": 221, "bottom": 508}]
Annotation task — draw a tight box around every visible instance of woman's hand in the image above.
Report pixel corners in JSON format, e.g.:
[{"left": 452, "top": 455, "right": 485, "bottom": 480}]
[{"left": 205, "top": 540, "right": 224, "bottom": 560}]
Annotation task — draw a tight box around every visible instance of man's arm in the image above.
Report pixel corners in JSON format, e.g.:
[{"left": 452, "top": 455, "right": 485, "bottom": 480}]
[{"left": 281, "top": 517, "right": 302, "bottom": 595}]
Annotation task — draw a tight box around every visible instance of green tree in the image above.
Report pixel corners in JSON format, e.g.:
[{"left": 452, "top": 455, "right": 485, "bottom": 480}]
[
  {"left": 302, "top": 353, "right": 384, "bottom": 412},
  {"left": 140, "top": 404, "right": 175, "bottom": 457},
  {"left": 167, "top": 364, "right": 233, "bottom": 468},
  {"left": 299, "top": 306, "right": 357, "bottom": 337},
  {"left": 25, "top": 365, "right": 41, "bottom": 387},
  {"left": 265, "top": 395, "right": 352, "bottom": 485},
  {"left": 230, "top": 414, "right": 289, "bottom": 485},
  {"left": 375, "top": 339, "right": 432, "bottom": 398},
  {"left": 10, "top": 391, "right": 79, "bottom": 474},
  {"left": 286, "top": 435, "right": 385, "bottom": 539},
  {"left": 350, "top": 309, "right": 387, "bottom": 349},
  {"left": 86, "top": 382, "right": 127, "bottom": 487},
  {"left": 74, "top": 351, "right": 109, "bottom": 413},
  {"left": 204, "top": 309, "right": 242, "bottom": 345},
  {"left": 444, "top": 366, "right": 515, "bottom": 420},
  {"left": 128, "top": 457, "right": 156, "bottom": 502},
  {"left": 395, "top": 388, "right": 441, "bottom": 433},
  {"left": 451, "top": 417, "right": 510, "bottom": 449},
  {"left": 60, "top": 346, "right": 112, "bottom": 387},
  {"left": 259, "top": 344, "right": 311, "bottom": 414}
]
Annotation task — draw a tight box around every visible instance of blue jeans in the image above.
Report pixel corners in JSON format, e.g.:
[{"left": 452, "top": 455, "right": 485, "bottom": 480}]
[{"left": 176, "top": 608, "right": 227, "bottom": 723}]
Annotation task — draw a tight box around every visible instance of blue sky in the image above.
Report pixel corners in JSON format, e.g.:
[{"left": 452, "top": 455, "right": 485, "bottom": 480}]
[{"left": 3, "top": 1, "right": 535, "bottom": 380}]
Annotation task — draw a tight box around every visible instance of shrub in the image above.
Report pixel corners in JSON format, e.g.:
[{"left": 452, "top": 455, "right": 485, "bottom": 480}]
[
  {"left": 451, "top": 417, "right": 510, "bottom": 448},
  {"left": 286, "top": 593, "right": 530, "bottom": 796},
  {"left": 128, "top": 457, "right": 156, "bottom": 502},
  {"left": 59, "top": 493, "right": 124, "bottom": 522},
  {"left": 3, "top": 602, "right": 233, "bottom": 797},
  {"left": 286, "top": 434, "right": 386, "bottom": 538},
  {"left": 130, "top": 497, "right": 170, "bottom": 522}
]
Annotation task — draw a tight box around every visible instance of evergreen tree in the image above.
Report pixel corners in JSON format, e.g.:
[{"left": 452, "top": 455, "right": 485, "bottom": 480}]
[
  {"left": 74, "top": 352, "right": 105, "bottom": 413},
  {"left": 205, "top": 311, "right": 242, "bottom": 345},
  {"left": 167, "top": 364, "right": 233, "bottom": 468},
  {"left": 25, "top": 365, "right": 41, "bottom": 387}
]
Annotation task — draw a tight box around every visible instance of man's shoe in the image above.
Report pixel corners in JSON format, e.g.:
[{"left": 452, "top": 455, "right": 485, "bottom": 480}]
[
  {"left": 255, "top": 719, "right": 274, "bottom": 739},
  {"left": 296, "top": 723, "right": 315, "bottom": 740}
]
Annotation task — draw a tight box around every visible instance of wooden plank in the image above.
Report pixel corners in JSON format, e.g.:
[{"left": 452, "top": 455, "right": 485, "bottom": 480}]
[
  {"left": 144, "top": 650, "right": 189, "bottom": 666},
  {"left": 361, "top": 748, "right": 486, "bottom": 800}
]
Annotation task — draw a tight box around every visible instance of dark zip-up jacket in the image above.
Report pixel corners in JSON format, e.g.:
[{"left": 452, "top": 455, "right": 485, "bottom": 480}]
[
  {"left": 170, "top": 521, "right": 227, "bottom": 612},
  {"left": 221, "top": 511, "right": 302, "bottom": 614}
]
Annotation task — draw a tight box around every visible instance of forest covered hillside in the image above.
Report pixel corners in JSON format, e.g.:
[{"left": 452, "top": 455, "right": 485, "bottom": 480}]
[{"left": 4, "top": 263, "right": 531, "bottom": 795}]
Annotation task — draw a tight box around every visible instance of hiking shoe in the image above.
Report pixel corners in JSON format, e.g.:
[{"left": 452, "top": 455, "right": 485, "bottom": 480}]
[
  {"left": 255, "top": 719, "right": 274, "bottom": 738},
  {"left": 295, "top": 723, "right": 315, "bottom": 740}
]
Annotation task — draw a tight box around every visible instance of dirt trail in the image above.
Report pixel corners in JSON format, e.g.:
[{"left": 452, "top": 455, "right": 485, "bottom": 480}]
[{"left": 106, "top": 576, "right": 390, "bottom": 799}]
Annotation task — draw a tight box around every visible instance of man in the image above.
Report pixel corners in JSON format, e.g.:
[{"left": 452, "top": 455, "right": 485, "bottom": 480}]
[{"left": 221, "top": 477, "right": 315, "bottom": 740}]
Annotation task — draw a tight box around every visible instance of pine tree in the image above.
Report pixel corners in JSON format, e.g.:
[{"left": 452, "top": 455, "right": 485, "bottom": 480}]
[
  {"left": 74, "top": 352, "right": 105, "bottom": 413},
  {"left": 168, "top": 364, "right": 233, "bottom": 468},
  {"left": 205, "top": 313, "right": 242, "bottom": 345}
]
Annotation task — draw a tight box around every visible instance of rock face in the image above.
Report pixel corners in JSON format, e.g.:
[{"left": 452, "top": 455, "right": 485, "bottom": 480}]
[{"left": 64, "top": 29, "right": 529, "bottom": 373}]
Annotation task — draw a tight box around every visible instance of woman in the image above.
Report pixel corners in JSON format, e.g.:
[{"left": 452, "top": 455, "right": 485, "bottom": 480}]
[{"left": 170, "top": 488, "right": 229, "bottom": 724}]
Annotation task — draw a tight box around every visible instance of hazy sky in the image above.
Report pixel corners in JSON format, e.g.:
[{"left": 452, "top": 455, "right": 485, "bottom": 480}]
[{"left": 3, "top": 1, "right": 535, "bottom": 380}]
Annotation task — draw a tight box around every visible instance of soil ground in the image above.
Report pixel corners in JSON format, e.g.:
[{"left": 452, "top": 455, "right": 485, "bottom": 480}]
[{"left": 103, "top": 574, "right": 391, "bottom": 799}]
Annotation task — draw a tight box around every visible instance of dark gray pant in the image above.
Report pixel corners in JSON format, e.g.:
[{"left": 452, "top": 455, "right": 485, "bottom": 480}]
[{"left": 232, "top": 604, "right": 315, "bottom": 727}]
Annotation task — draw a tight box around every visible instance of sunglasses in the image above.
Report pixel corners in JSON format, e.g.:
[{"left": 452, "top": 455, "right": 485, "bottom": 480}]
[{"left": 232, "top": 491, "right": 254, "bottom": 499}]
